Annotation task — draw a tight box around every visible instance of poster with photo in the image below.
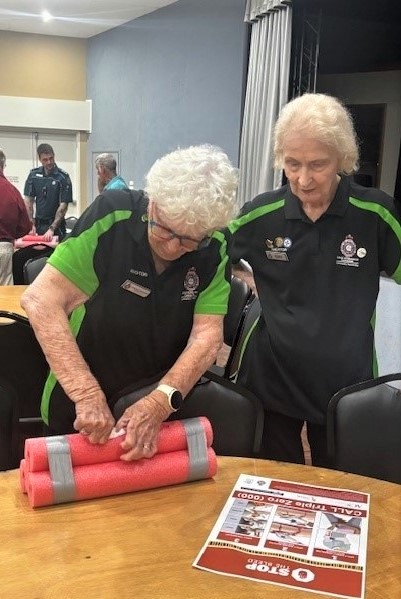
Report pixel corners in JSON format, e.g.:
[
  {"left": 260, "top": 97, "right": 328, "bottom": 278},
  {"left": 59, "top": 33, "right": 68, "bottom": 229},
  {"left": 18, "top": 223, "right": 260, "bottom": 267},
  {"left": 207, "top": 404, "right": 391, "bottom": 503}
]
[{"left": 193, "top": 474, "right": 369, "bottom": 599}]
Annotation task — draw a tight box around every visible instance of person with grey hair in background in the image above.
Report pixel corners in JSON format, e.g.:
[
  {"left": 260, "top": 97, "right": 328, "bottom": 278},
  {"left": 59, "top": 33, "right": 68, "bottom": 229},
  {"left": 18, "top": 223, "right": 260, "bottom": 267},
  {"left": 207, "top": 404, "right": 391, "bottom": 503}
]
[
  {"left": 0, "top": 148, "right": 31, "bottom": 284},
  {"left": 95, "top": 152, "right": 128, "bottom": 192},
  {"left": 229, "top": 93, "right": 401, "bottom": 468},
  {"left": 21, "top": 144, "right": 239, "bottom": 460}
]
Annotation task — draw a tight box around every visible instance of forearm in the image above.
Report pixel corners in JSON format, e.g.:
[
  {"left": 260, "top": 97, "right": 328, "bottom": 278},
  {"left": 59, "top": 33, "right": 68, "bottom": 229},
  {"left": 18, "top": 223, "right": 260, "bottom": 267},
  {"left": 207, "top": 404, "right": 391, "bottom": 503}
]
[
  {"left": 159, "top": 319, "right": 223, "bottom": 397},
  {"left": 24, "top": 197, "right": 34, "bottom": 222},
  {"left": 21, "top": 278, "right": 104, "bottom": 405},
  {"left": 51, "top": 203, "right": 68, "bottom": 230}
]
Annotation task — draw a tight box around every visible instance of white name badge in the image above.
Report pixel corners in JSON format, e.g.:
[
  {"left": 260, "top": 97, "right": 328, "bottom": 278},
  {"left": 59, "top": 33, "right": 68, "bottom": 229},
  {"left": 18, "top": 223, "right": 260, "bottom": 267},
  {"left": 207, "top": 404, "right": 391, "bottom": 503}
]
[
  {"left": 121, "top": 279, "right": 151, "bottom": 297},
  {"left": 265, "top": 251, "right": 289, "bottom": 262}
]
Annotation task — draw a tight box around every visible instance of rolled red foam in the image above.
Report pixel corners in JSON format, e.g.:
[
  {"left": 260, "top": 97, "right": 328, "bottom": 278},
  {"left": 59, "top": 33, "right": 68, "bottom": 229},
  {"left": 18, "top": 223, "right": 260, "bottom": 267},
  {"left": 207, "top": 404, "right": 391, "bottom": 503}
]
[
  {"left": 20, "top": 459, "right": 27, "bottom": 494},
  {"left": 25, "top": 418, "right": 213, "bottom": 472},
  {"left": 25, "top": 448, "right": 217, "bottom": 508}
]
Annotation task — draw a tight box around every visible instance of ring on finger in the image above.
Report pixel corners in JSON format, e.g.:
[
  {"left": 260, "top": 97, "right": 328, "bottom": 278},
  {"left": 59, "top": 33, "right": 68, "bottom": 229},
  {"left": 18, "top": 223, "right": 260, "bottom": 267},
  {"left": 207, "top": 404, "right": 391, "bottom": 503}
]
[{"left": 143, "top": 443, "right": 151, "bottom": 450}]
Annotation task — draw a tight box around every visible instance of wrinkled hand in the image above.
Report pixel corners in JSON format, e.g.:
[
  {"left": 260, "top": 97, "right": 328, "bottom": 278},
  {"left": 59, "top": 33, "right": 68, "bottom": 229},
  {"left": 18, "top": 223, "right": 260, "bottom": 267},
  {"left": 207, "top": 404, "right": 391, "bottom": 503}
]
[
  {"left": 115, "top": 393, "right": 171, "bottom": 461},
  {"left": 73, "top": 395, "right": 115, "bottom": 444},
  {"left": 42, "top": 228, "right": 54, "bottom": 241}
]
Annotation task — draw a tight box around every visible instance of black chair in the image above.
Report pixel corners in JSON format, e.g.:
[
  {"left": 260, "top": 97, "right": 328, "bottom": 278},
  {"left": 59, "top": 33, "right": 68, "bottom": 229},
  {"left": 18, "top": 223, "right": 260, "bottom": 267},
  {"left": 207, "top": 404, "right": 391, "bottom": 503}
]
[
  {"left": 23, "top": 255, "right": 49, "bottom": 284},
  {"left": 112, "top": 371, "right": 264, "bottom": 457},
  {"left": 225, "top": 295, "right": 261, "bottom": 381},
  {"left": 211, "top": 275, "right": 253, "bottom": 378},
  {"left": 327, "top": 373, "right": 401, "bottom": 484},
  {"left": 65, "top": 216, "right": 78, "bottom": 237},
  {"left": 12, "top": 244, "right": 54, "bottom": 284},
  {"left": 0, "top": 311, "right": 48, "bottom": 470},
  {"left": 224, "top": 276, "right": 253, "bottom": 347}
]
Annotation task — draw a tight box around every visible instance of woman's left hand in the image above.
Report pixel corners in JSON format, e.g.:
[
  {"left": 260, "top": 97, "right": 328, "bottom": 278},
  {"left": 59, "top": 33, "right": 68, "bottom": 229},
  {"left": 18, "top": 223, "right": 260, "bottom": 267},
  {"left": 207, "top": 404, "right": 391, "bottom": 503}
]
[{"left": 115, "top": 393, "right": 171, "bottom": 460}]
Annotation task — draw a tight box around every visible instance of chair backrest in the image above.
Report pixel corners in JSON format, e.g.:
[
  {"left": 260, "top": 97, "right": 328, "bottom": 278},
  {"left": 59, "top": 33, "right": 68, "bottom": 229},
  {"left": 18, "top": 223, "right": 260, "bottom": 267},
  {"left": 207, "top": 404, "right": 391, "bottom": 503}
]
[
  {"left": 65, "top": 216, "right": 78, "bottom": 235},
  {"left": 225, "top": 295, "right": 261, "bottom": 380},
  {"left": 223, "top": 276, "right": 253, "bottom": 347},
  {"left": 23, "top": 255, "right": 49, "bottom": 284},
  {"left": 0, "top": 311, "right": 48, "bottom": 470},
  {"left": 327, "top": 373, "right": 401, "bottom": 484},
  {"left": 112, "top": 371, "right": 264, "bottom": 457}
]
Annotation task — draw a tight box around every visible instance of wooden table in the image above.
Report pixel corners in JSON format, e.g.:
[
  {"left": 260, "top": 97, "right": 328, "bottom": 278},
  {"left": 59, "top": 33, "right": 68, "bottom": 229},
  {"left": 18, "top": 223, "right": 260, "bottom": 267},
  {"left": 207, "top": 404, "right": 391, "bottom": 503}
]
[
  {"left": 0, "top": 458, "right": 400, "bottom": 598},
  {"left": 0, "top": 284, "right": 28, "bottom": 316}
]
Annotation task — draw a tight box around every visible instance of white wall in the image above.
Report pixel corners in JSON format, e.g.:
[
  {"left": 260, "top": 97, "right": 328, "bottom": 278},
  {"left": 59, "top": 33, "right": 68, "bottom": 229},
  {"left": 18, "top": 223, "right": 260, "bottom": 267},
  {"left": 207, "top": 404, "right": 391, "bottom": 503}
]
[{"left": 318, "top": 71, "right": 401, "bottom": 196}]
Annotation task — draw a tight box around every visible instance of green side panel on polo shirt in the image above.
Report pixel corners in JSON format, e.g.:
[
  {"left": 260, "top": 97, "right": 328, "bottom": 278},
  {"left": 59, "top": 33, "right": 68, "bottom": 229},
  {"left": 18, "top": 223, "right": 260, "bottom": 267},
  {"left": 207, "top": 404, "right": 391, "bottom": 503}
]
[
  {"left": 194, "top": 231, "right": 230, "bottom": 315},
  {"left": 41, "top": 304, "right": 87, "bottom": 424}
]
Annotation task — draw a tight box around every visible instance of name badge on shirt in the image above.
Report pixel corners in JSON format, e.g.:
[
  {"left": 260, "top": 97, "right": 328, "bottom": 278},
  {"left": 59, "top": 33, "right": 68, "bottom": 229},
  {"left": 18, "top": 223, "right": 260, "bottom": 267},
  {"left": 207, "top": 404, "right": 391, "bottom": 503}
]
[
  {"left": 265, "top": 250, "right": 289, "bottom": 262},
  {"left": 121, "top": 279, "right": 151, "bottom": 297}
]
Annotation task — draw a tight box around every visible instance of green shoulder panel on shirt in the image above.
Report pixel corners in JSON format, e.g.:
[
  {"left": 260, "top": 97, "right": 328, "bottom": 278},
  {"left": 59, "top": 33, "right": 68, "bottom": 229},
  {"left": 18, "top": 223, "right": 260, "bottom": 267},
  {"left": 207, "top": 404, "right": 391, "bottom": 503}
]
[
  {"left": 228, "top": 199, "right": 285, "bottom": 234},
  {"left": 194, "top": 231, "right": 230, "bottom": 315},
  {"left": 41, "top": 304, "right": 87, "bottom": 424},
  {"left": 48, "top": 209, "right": 132, "bottom": 297},
  {"left": 349, "top": 196, "right": 401, "bottom": 283}
]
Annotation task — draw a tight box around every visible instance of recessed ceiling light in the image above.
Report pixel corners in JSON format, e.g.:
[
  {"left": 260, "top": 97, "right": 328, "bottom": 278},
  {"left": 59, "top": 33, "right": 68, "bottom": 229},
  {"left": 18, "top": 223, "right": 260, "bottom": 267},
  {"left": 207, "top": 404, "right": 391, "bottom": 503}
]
[{"left": 41, "top": 10, "right": 53, "bottom": 23}]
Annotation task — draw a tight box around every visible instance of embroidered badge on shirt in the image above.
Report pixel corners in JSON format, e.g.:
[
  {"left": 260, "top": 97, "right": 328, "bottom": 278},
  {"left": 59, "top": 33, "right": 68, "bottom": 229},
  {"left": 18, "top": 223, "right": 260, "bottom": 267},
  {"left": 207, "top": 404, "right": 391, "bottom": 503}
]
[
  {"left": 181, "top": 267, "right": 199, "bottom": 301},
  {"left": 121, "top": 279, "right": 151, "bottom": 297},
  {"left": 336, "top": 235, "right": 367, "bottom": 268}
]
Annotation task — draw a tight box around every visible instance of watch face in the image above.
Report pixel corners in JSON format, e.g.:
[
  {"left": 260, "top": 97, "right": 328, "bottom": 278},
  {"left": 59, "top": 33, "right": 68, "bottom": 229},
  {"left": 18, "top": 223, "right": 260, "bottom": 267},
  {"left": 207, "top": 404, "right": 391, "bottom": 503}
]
[{"left": 170, "top": 390, "right": 183, "bottom": 410}]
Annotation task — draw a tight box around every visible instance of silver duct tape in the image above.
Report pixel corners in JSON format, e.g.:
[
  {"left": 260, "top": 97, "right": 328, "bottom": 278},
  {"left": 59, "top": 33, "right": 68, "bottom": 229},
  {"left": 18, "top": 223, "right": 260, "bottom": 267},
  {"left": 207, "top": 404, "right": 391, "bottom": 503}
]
[
  {"left": 45, "top": 436, "right": 76, "bottom": 504},
  {"left": 182, "top": 418, "right": 209, "bottom": 482}
]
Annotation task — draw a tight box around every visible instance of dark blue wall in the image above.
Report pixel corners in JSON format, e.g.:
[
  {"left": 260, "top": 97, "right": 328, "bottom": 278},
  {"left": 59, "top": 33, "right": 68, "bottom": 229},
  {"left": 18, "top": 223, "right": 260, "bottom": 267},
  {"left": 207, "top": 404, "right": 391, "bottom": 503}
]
[{"left": 87, "top": 0, "right": 247, "bottom": 194}]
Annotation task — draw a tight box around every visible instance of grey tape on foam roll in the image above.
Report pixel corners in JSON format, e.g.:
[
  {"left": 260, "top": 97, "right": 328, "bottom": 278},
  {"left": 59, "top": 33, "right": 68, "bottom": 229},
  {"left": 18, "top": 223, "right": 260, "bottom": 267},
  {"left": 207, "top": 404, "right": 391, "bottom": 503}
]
[
  {"left": 182, "top": 418, "right": 209, "bottom": 482},
  {"left": 45, "top": 436, "right": 76, "bottom": 504}
]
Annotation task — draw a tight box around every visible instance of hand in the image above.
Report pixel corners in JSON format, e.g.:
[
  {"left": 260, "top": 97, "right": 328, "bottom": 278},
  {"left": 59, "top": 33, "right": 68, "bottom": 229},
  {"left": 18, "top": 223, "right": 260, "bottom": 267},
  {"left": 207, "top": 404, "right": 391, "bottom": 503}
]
[
  {"left": 42, "top": 228, "right": 54, "bottom": 241},
  {"left": 73, "top": 395, "right": 115, "bottom": 444},
  {"left": 29, "top": 224, "right": 37, "bottom": 235},
  {"left": 115, "top": 393, "right": 171, "bottom": 461}
]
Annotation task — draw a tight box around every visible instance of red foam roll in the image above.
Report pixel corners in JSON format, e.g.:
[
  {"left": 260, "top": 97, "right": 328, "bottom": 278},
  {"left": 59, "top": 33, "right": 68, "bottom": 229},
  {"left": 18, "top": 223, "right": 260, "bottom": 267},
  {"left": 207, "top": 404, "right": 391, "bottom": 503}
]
[
  {"left": 20, "top": 459, "right": 27, "bottom": 494},
  {"left": 25, "top": 418, "right": 213, "bottom": 472},
  {"left": 25, "top": 448, "right": 217, "bottom": 508}
]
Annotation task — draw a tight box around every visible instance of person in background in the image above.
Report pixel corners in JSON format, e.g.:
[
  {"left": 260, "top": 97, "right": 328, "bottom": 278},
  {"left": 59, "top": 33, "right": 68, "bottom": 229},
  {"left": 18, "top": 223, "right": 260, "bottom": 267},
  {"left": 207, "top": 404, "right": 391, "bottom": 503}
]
[
  {"left": 21, "top": 144, "right": 238, "bottom": 461},
  {"left": 95, "top": 153, "right": 128, "bottom": 192},
  {"left": 24, "top": 143, "right": 73, "bottom": 242},
  {"left": 229, "top": 93, "right": 401, "bottom": 468},
  {"left": 0, "top": 149, "right": 31, "bottom": 284}
]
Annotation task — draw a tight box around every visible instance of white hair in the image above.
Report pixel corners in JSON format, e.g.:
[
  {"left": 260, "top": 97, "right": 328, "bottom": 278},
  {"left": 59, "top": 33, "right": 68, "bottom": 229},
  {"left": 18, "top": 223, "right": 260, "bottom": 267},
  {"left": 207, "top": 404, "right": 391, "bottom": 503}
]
[
  {"left": 274, "top": 93, "right": 359, "bottom": 174},
  {"left": 145, "top": 145, "right": 239, "bottom": 231}
]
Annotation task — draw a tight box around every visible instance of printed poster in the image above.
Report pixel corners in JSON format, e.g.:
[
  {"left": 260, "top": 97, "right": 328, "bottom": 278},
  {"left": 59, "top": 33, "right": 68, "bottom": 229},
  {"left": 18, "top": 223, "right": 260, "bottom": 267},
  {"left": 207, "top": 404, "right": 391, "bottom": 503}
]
[{"left": 193, "top": 474, "right": 369, "bottom": 598}]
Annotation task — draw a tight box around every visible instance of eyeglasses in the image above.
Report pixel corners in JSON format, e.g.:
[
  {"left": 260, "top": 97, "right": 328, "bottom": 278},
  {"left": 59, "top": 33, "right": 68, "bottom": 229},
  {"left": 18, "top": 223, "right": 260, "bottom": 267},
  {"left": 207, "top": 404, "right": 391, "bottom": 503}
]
[{"left": 148, "top": 219, "right": 211, "bottom": 251}]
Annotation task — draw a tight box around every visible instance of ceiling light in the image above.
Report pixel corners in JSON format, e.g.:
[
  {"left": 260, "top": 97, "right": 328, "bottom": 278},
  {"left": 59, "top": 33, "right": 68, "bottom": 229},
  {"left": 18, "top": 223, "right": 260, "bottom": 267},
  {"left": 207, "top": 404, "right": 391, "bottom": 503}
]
[{"left": 41, "top": 10, "right": 53, "bottom": 23}]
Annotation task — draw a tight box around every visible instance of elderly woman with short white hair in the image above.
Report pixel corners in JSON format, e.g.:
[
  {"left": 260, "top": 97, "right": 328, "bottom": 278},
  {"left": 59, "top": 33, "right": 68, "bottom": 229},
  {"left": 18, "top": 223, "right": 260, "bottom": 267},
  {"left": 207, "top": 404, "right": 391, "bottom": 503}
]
[{"left": 22, "top": 145, "right": 238, "bottom": 460}]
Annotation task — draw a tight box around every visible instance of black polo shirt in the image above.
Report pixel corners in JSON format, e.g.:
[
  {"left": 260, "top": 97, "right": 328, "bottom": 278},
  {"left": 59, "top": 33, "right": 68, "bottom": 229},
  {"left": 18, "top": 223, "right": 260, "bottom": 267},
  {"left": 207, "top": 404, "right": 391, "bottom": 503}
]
[
  {"left": 43, "top": 189, "right": 231, "bottom": 431},
  {"left": 228, "top": 176, "right": 401, "bottom": 423},
  {"left": 24, "top": 164, "right": 72, "bottom": 232}
]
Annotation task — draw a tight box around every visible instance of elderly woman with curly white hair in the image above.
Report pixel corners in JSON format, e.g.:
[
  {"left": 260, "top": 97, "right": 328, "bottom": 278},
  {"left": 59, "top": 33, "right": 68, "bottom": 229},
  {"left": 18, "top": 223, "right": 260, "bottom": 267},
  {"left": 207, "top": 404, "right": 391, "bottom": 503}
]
[{"left": 21, "top": 145, "right": 238, "bottom": 460}]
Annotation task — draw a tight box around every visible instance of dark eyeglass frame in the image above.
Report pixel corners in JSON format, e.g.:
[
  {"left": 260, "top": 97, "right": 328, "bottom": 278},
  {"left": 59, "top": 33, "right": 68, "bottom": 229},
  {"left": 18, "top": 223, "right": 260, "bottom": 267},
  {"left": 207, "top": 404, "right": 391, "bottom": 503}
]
[{"left": 148, "top": 219, "right": 212, "bottom": 250}]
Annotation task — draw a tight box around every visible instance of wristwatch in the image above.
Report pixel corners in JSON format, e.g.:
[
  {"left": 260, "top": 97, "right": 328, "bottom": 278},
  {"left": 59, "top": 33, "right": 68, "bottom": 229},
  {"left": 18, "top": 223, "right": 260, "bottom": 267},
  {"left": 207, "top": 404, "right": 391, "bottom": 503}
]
[
  {"left": 49, "top": 225, "right": 55, "bottom": 232},
  {"left": 156, "top": 384, "right": 184, "bottom": 412}
]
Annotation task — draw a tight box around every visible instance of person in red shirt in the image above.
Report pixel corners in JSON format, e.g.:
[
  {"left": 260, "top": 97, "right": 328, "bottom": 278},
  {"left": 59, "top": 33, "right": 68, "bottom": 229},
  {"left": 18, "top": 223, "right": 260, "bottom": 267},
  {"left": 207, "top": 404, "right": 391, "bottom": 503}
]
[{"left": 0, "top": 149, "right": 31, "bottom": 285}]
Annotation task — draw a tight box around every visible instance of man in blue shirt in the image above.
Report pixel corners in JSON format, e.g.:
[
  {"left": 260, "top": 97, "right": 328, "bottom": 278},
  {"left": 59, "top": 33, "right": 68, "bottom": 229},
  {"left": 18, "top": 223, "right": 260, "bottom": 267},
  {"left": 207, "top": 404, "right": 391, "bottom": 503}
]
[
  {"left": 95, "top": 153, "right": 128, "bottom": 193},
  {"left": 24, "top": 143, "right": 73, "bottom": 241}
]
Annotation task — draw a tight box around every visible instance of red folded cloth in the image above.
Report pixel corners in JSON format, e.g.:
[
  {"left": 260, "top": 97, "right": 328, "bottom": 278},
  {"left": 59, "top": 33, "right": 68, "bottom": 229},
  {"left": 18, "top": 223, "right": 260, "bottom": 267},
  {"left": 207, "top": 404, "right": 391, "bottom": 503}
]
[
  {"left": 21, "top": 417, "right": 216, "bottom": 508},
  {"left": 25, "top": 417, "right": 213, "bottom": 472},
  {"left": 24, "top": 448, "right": 217, "bottom": 508}
]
